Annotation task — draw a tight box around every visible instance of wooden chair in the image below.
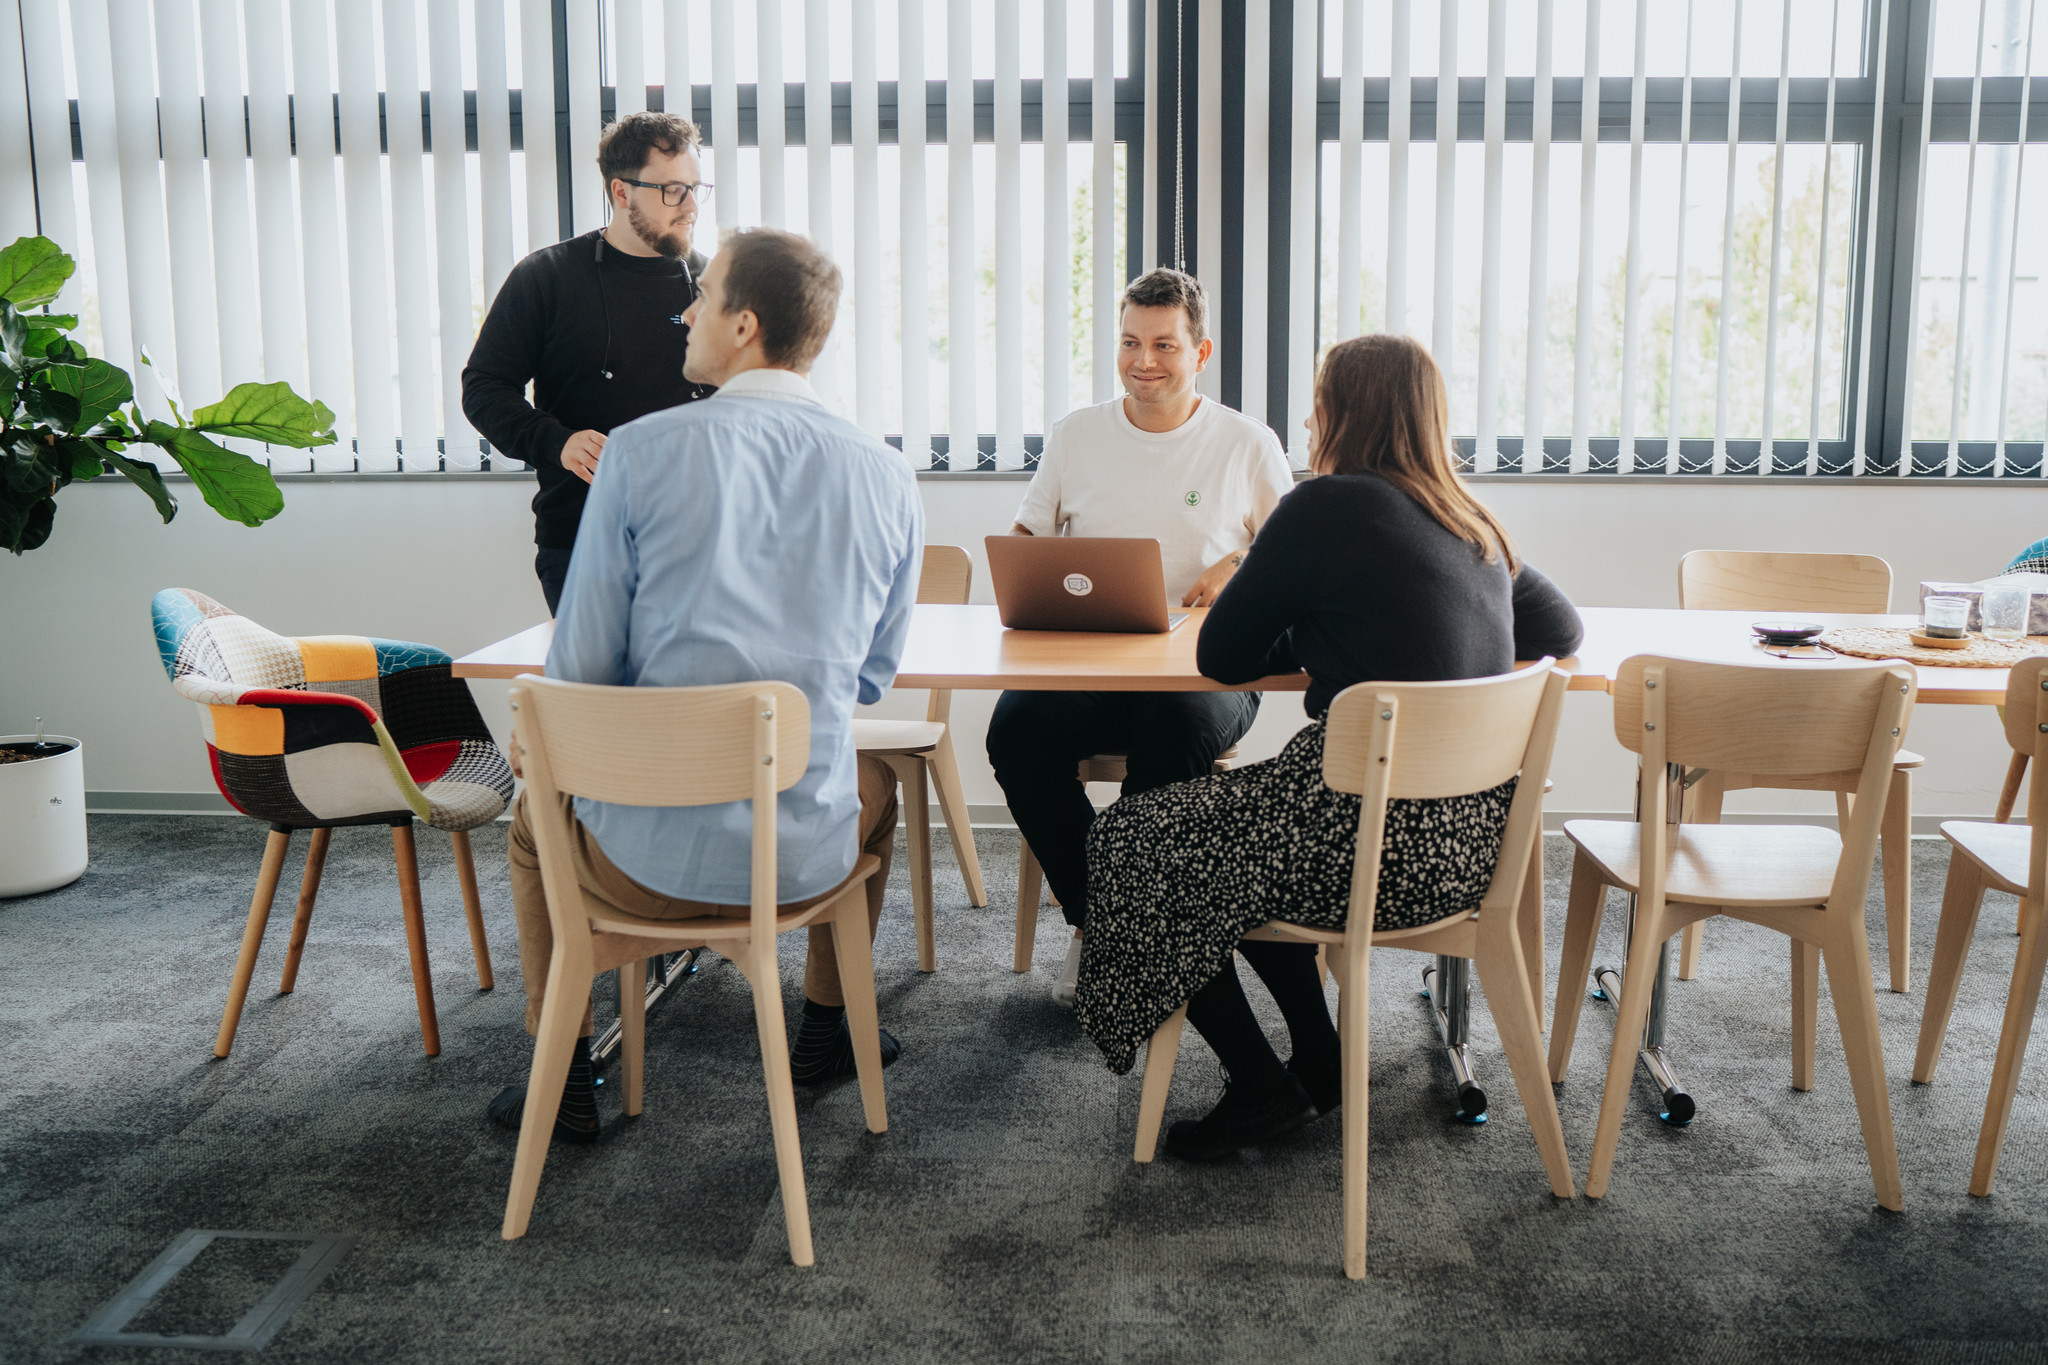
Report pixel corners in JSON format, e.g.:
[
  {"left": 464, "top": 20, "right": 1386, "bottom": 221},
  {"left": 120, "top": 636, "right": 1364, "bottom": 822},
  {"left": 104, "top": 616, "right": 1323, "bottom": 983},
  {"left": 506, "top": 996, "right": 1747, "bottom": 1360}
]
[
  {"left": 502, "top": 676, "right": 888, "bottom": 1264},
  {"left": 852, "top": 545, "right": 988, "bottom": 972},
  {"left": 1012, "top": 746, "right": 1236, "bottom": 973},
  {"left": 1910, "top": 656, "right": 2048, "bottom": 1196},
  {"left": 1674, "top": 549, "right": 1921, "bottom": 993},
  {"left": 1129, "top": 664, "right": 1575, "bottom": 1280},
  {"left": 1549, "top": 655, "right": 1915, "bottom": 1209}
]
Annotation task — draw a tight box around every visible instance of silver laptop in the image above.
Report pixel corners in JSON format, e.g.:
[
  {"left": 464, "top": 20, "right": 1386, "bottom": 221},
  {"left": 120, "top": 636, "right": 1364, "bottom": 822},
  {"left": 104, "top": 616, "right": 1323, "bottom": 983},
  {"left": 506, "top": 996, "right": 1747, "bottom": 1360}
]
[{"left": 984, "top": 536, "right": 1190, "bottom": 634}]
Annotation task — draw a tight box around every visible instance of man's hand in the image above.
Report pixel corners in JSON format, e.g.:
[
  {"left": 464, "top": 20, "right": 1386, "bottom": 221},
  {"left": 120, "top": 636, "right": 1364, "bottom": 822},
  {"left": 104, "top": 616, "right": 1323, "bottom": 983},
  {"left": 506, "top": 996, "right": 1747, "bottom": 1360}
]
[
  {"left": 561, "top": 429, "right": 607, "bottom": 484},
  {"left": 1182, "top": 551, "right": 1246, "bottom": 608}
]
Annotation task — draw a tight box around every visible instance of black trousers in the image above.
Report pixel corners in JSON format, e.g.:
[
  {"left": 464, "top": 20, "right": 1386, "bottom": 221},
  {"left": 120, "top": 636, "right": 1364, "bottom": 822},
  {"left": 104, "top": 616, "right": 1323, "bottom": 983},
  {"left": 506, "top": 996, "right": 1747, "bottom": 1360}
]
[
  {"left": 987, "top": 688, "right": 1260, "bottom": 929},
  {"left": 535, "top": 546, "right": 574, "bottom": 618}
]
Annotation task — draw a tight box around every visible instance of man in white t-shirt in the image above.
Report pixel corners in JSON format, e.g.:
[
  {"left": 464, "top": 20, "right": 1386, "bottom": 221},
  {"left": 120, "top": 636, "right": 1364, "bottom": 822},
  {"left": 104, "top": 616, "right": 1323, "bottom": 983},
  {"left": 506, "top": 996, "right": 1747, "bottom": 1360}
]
[{"left": 991, "top": 268, "right": 1294, "bottom": 1003}]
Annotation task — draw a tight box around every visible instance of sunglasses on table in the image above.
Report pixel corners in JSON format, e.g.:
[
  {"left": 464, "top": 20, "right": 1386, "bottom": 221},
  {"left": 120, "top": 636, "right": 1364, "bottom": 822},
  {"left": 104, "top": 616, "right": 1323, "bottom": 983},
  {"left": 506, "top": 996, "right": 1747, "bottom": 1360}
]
[{"left": 619, "top": 178, "right": 714, "bottom": 207}]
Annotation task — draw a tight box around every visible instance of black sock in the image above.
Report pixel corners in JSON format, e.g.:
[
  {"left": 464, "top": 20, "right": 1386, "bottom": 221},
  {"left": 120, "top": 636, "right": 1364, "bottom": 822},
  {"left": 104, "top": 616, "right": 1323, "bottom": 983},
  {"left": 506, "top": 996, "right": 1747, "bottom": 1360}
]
[
  {"left": 790, "top": 998, "right": 900, "bottom": 1084},
  {"left": 1184, "top": 957, "right": 1287, "bottom": 1091},
  {"left": 489, "top": 1035, "right": 599, "bottom": 1142},
  {"left": 1239, "top": 941, "right": 1340, "bottom": 1076}
]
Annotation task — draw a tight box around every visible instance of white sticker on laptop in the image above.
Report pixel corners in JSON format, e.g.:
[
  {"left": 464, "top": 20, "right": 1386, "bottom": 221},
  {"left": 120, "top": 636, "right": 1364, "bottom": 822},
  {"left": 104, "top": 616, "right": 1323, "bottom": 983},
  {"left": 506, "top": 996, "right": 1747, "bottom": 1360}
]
[{"left": 1063, "top": 573, "right": 1094, "bottom": 597}]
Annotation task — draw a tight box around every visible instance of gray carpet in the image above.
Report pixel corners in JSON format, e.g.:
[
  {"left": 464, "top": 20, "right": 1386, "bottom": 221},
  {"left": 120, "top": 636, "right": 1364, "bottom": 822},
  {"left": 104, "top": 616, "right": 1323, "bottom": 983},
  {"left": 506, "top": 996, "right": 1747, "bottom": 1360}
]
[{"left": 2, "top": 816, "right": 2044, "bottom": 1364}]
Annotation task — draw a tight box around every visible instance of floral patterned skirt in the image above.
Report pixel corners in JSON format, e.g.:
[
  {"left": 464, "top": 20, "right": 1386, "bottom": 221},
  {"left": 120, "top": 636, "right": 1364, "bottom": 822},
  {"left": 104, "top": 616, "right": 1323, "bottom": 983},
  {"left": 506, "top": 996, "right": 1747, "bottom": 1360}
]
[{"left": 1074, "top": 717, "right": 1516, "bottom": 1074}]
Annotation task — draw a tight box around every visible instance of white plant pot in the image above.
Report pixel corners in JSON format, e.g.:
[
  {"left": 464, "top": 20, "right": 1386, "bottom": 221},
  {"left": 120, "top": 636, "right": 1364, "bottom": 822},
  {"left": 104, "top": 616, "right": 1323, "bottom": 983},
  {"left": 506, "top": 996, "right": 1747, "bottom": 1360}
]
[{"left": 0, "top": 736, "right": 88, "bottom": 898}]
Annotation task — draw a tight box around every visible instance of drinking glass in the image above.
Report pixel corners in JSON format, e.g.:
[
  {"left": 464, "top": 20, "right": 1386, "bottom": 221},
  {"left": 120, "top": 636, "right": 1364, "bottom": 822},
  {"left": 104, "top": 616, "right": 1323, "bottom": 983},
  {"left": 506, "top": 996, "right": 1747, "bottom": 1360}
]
[
  {"left": 1979, "top": 580, "right": 2030, "bottom": 641},
  {"left": 1922, "top": 595, "right": 1970, "bottom": 639}
]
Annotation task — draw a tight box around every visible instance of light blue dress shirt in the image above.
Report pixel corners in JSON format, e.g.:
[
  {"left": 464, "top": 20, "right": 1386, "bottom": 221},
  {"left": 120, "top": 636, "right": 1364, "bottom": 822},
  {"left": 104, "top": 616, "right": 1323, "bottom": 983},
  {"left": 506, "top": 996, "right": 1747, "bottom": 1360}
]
[{"left": 547, "top": 367, "right": 925, "bottom": 904}]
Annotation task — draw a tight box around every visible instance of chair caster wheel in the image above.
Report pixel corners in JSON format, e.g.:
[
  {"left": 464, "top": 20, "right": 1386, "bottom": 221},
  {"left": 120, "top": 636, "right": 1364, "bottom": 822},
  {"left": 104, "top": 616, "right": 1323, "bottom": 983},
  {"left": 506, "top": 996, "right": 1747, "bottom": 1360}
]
[
  {"left": 1454, "top": 1083, "right": 1488, "bottom": 1124},
  {"left": 1658, "top": 1088, "right": 1695, "bottom": 1126}
]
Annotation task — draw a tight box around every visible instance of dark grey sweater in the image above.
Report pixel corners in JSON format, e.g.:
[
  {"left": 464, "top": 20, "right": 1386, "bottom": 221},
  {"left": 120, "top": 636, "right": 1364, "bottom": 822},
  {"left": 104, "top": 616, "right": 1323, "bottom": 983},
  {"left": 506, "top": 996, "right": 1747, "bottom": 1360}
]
[{"left": 1197, "top": 472, "right": 1585, "bottom": 717}]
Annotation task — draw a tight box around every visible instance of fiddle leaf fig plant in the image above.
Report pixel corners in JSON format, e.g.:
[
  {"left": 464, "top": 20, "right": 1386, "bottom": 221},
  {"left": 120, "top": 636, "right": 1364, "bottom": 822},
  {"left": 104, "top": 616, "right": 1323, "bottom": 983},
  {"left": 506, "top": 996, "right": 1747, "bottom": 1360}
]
[{"left": 0, "top": 235, "right": 337, "bottom": 554}]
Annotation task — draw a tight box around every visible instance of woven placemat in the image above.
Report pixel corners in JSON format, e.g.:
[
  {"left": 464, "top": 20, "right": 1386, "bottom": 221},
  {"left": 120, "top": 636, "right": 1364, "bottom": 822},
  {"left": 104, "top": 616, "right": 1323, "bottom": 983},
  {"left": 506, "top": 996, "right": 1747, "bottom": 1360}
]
[{"left": 1819, "top": 627, "right": 2043, "bottom": 668}]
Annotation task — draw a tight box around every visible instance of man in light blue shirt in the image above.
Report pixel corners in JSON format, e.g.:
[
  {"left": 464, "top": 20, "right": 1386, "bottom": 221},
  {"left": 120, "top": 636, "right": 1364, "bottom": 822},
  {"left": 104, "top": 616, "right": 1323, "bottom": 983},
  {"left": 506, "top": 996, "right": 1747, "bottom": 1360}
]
[{"left": 494, "top": 228, "right": 924, "bottom": 1143}]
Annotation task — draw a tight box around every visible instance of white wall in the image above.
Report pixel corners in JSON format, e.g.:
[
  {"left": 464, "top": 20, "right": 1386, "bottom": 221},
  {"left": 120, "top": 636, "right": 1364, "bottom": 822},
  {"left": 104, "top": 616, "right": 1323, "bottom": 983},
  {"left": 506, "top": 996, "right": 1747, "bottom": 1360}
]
[{"left": 5, "top": 472, "right": 2034, "bottom": 825}]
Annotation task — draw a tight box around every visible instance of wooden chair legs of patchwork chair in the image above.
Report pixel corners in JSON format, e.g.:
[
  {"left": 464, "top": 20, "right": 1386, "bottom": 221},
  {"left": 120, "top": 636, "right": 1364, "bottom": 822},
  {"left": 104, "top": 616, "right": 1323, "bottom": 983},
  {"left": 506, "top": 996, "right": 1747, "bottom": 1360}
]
[
  {"left": 214, "top": 819, "right": 497, "bottom": 1059},
  {"left": 1911, "top": 657, "right": 2048, "bottom": 1196},
  {"left": 502, "top": 676, "right": 889, "bottom": 1265},
  {"left": 1129, "top": 665, "right": 1575, "bottom": 1280}
]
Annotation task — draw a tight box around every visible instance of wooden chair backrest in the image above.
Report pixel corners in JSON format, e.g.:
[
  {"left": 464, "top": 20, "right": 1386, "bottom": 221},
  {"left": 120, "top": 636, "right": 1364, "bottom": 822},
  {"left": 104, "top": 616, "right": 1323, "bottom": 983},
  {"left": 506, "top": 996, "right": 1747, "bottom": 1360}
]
[
  {"left": 509, "top": 674, "right": 811, "bottom": 938},
  {"left": 1678, "top": 550, "right": 1892, "bottom": 613},
  {"left": 1611, "top": 655, "right": 1913, "bottom": 780},
  {"left": 918, "top": 545, "right": 973, "bottom": 606},
  {"left": 2003, "top": 657, "right": 2048, "bottom": 899},
  {"left": 1323, "top": 662, "right": 1570, "bottom": 937},
  {"left": 1616, "top": 655, "right": 1914, "bottom": 919},
  {"left": 509, "top": 675, "right": 810, "bottom": 807}
]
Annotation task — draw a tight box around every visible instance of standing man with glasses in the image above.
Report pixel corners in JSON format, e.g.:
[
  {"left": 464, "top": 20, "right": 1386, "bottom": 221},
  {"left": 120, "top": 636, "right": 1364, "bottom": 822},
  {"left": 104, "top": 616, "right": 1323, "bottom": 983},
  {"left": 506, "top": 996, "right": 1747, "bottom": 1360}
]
[{"left": 464, "top": 111, "right": 721, "bottom": 615}]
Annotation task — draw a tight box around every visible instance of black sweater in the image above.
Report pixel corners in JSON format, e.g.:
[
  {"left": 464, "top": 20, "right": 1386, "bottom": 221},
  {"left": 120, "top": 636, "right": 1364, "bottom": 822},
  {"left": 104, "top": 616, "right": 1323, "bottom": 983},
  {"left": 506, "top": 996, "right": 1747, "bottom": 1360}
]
[
  {"left": 461, "top": 231, "right": 717, "bottom": 548},
  {"left": 1198, "top": 473, "right": 1585, "bottom": 718}
]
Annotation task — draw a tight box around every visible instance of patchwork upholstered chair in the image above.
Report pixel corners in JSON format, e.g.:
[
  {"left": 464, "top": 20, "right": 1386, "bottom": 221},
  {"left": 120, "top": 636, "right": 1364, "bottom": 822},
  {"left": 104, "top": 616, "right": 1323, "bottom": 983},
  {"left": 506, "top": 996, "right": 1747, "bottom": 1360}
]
[{"left": 152, "top": 588, "right": 513, "bottom": 1058}]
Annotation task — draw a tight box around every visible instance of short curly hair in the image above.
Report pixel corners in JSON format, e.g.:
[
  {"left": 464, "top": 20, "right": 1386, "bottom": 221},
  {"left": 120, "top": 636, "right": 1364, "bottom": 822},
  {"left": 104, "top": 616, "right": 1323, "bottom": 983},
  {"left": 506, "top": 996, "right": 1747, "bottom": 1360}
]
[
  {"left": 1119, "top": 268, "right": 1208, "bottom": 343},
  {"left": 597, "top": 111, "right": 701, "bottom": 192}
]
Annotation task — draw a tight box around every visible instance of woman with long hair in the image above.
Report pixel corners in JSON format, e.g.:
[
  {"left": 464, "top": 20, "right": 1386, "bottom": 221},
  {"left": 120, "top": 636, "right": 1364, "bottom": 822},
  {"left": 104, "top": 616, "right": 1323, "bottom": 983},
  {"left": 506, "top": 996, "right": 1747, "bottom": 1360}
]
[{"left": 1074, "top": 335, "right": 1584, "bottom": 1158}]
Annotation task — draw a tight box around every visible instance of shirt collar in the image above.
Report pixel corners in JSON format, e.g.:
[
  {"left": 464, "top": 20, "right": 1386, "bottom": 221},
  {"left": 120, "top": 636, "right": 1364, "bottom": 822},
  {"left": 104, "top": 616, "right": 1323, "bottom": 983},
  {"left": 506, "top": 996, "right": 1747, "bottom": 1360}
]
[{"left": 715, "top": 367, "right": 824, "bottom": 407}]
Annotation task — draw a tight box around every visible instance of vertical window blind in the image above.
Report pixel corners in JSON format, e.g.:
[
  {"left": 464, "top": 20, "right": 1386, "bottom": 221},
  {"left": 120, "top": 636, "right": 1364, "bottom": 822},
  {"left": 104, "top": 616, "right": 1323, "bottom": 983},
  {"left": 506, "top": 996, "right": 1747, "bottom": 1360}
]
[{"left": 1, "top": 0, "right": 2038, "bottom": 479}]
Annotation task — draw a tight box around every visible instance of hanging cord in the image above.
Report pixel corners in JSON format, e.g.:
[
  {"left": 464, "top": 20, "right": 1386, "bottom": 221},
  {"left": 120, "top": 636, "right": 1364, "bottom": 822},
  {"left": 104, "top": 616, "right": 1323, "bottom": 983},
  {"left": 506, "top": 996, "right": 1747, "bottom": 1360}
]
[{"left": 1173, "top": 0, "right": 1186, "bottom": 270}]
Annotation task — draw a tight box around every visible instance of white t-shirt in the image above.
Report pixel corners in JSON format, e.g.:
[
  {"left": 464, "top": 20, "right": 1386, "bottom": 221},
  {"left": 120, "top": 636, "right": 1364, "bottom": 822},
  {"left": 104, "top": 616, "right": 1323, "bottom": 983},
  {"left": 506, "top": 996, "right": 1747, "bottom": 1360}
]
[{"left": 1013, "top": 396, "right": 1295, "bottom": 602}]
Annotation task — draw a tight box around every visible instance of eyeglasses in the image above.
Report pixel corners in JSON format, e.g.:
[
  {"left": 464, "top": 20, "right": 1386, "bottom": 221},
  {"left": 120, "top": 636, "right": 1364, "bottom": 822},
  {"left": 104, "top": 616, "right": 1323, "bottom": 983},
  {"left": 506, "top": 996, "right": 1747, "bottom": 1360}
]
[{"left": 619, "top": 178, "right": 713, "bottom": 208}]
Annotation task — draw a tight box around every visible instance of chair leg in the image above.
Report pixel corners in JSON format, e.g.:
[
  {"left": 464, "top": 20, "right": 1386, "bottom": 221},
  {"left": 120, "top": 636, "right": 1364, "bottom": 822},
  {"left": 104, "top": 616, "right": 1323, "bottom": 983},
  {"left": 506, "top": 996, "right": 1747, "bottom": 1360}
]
[
  {"left": 1520, "top": 837, "right": 1546, "bottom": 1013},
  {"left": 451, "top": 829, "right": 494, "bottom": 992},
  {"left": 618, "top": 960, "right": 646, "bottom": 1118},
  {"left": 1586, "top": 894, "right": 1672, "bottom": 1202},
  {"left": 1013, "top": 842, "right": 1044, "bottom": 973},
  {"left": 1822, "top": 913, "right": 1904, "bottom": 1212},
  {"left": 1882, "top": 767, "right": 1912, "bottom": 993},
  {"left": 830, "top": 889, "right": 890, "bottom": 1135},
  {"left": 1677, "top": 776, "right": 1727, "bottom": 981},
  {"left": 1970, "top": 892, "right": 2048, "bottom": 1197},
  {"left": 279, "top": 827, "right": 331, "bottom": 994},
  {"left": 926, "top": 735, "right": 988, "bottom": 908},
  {"left": 886, "top": 755, "right": 937, "bottom": 973},
  {"left": 1914, "top": 849, "right": 1991, "bottom": 1084},
  {"left": 1473, "top": 939, "right": 1575, "bottom": 1199},
  {"left": 746, "top": 946, "right": 815, "bottom": 1267},
  {"left": 1994, "top": 752, "right": 2028, "bottom": 823},
  {"left": 1132, "top": 1005, "right": 1186, "bottom": 1163},
  {"left": 1792, "top": 939, "right": 1820, "bottom": 1093},
  {"left": 390, "top": 822, "right": 442, "bottom": 1057},
  {"left": 215, "top": 828, "right": 292, "bottom": 1058},
  {"left": 1548, "top": 850, "right": 1606, "bottom": 1083},
  {"left": 501, "top": 942, "right": 591, "bottom": 1240},
  {"left": 1339, "top": 942, "right": 1373, "bottom": 1280}
]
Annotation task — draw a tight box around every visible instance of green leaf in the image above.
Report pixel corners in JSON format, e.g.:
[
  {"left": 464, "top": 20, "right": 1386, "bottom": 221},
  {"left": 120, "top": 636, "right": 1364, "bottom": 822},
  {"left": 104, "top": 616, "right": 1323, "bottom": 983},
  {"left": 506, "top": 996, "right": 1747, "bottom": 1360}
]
[
  {"left": 0, "top": 302, "right": 26, "bottom": 369},
  {"left": 138, "top": 346, "right": 185, "bottom": 423},
  {"left": 0, "top": 237, "right": 74, "bottom": 310},
  {"left": 44, "top": 359, "right": 132, "bottom": 433},
  {"left": 141, "top": 420, "right": 281, "bottom": 527},
  {"left": 19, "top": 380, "right": 80, "bottom": 431},
  {"left": 15, "top": 491, "right": 55, "bottom": 550},
  {"left": 24, "top": 329, "right": 85, "bottom": 363},
  {"left": 0, "top": 486, "right": 42, "bottom": 554},
  {"left": 2, "top": 437, "right": 56, "bottom": 495},
  {"left": 56, "top": 437, "right": 107, "bottom": 481},
  {"left": 188, "top": 381, "right": 338, "bottom": 450},
  {"left": 102, "top": 445, "right": 178, "bottom": 523}
]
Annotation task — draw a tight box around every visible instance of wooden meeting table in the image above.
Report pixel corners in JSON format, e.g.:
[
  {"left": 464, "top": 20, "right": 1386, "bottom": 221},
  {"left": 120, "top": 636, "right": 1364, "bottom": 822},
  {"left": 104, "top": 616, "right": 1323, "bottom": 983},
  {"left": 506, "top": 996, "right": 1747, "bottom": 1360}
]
[{"left": 453, "top": 605, "right": 2028, "bottom": 1122}]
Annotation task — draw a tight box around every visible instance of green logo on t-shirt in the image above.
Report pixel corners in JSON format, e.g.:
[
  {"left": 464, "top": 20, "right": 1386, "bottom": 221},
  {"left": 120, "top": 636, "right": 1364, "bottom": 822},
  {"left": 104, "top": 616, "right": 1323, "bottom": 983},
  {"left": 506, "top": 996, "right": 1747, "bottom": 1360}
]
[{"left": 1184, "top": 490, "right": 1201, "bottom": 507}]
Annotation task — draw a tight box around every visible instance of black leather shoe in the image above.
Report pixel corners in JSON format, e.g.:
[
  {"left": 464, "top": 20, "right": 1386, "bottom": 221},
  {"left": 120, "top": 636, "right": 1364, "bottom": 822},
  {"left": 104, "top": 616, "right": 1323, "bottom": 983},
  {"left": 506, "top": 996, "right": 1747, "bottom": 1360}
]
[
  {"left": 488, "top": 1085, "right": 600, "bottom": 1145},
  {"left": 1164, "top": 1072, "right": 1317, "bottom": 1162},
  {"left": 1286, "top": 1054, "right": 1342, "bottom": 1117}
]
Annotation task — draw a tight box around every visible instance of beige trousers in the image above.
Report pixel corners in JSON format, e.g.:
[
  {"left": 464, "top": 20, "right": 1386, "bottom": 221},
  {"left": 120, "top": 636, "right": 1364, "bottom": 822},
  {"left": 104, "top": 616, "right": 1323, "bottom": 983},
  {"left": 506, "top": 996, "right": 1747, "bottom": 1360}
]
[{"left": 507, "top": 755, "right": 899, "bottom": 1035}]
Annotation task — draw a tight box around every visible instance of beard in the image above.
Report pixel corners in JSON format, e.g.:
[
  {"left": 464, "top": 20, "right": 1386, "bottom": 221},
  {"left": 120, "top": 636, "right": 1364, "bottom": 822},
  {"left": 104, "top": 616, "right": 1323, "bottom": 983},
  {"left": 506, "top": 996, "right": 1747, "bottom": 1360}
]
[{"left": 625, "top": 199, "right": 689, "bottom": 259}]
